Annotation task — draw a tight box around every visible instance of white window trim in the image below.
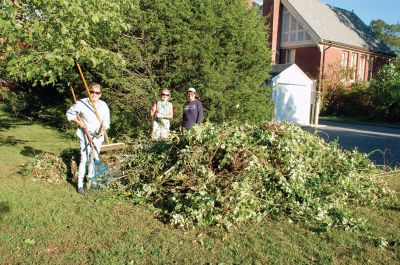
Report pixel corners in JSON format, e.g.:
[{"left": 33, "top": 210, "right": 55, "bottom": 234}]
[
  {"left": 341, "top": 51, "right": 349, "bottom": 80},
  {"left": 280, "top": 7, "right": 314, "bottom": 46},
  {"left": 358, "top": 55, "right": 366, "bottom": 81},
  {"left": 349, "top": 52, "right": 358, "bottom": 82}
]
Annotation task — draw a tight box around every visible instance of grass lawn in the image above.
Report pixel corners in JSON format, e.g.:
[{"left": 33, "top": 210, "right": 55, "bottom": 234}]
[{"left": 0, "top": 109, "right": 399, "bottom": 264}]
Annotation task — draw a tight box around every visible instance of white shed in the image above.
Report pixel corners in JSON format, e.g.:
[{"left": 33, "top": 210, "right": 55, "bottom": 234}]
[{"left": 269, "top": 64, "right": 315, "bottom": 125}]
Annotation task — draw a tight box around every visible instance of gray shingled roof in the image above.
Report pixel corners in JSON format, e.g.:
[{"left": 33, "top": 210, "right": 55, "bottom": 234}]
[
  {"left": 270, "top": 63, "right": 293, "bottom": 78},
  {"left": 286, "top": 0, "right": 395, "bottom": 55}
]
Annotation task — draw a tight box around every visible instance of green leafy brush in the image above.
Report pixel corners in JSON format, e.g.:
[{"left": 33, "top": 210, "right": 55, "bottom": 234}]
[{"left": 120, "top": 122, "right": 395, "bottom": 230}]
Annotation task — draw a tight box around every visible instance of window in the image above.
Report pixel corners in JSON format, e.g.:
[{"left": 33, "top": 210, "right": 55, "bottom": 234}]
[
  {"left": 350, "top": 53, "right": 357, "bottom": 81},
  {"left": 281, "top": 7, "right": 312, "bottom": 44},
  {"left": 298, "top": 31, "right": 304, "bottom": 41},
  {"left": 281, "top": 49, "right": 295, "bottom": 64},
  {"left": 358, "top": 55, "right": 366, "bottom": 80},
  {"left": 341, "top": 51, "right": 349, "bottom": 78},
  {"left": 368, "top": 57, "right": 374, "bottom": 80}
]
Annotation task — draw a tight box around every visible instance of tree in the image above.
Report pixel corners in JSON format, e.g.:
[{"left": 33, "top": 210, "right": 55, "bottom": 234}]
[
  {"left": 0, "top": 0, "right": 135, "bottom": 86},
  {"left": 1, "top": 0, "right": 272, "bottom": 136},
  {"left": 369, "top": 20, "right": 400, "bottom": 121},
  {"left": 370, "top": 19, "right": 400, "bottom": 56},
  {"left": 130, "top": 0, "right": 272, "bottom": 125}
]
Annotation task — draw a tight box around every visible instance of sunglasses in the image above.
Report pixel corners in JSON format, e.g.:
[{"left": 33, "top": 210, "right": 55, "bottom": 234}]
[
  {"left": 90, "top": 90, "right": 102, "bottom": 95},
  {"left": 161, "top": 93, "right": 170, "bottom": 96}
]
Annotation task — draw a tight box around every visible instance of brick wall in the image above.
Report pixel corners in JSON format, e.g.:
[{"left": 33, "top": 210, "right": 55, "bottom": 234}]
[
  {"left": 324, "top": 46, "right": 391, "bottom": 81},
  {"left": 294, "top": 46, "right": 321, "bottom": 79}
]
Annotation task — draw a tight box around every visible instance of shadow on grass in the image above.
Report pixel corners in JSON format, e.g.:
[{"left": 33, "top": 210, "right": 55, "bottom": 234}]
[
  {"left": 0, "top": 110, "right": 70, "bottom": 135},
  {"left": 20, "top": 146, "right": 45, "bottom": 157},
  {"left": 0, "top": 201, "right": 11, "bottom": 222},
  {"left": 0, "top": 114, "right": 33, "bottom": 132},
  {"left": 0, "top": 135, "right": 27, "bottom": 146}
]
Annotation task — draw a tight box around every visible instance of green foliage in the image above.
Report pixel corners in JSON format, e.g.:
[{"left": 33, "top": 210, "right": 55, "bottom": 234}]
[
  {"left": 1, "top": 0, "right": 272, "bottom": 137},
  {"left": 0, "top": 0, "right": 135, "bottom": 86},
  {"left": 368, "top": 63, "right": 400, "bottom": 121},
  {"left": 2, "top": 89, "right": 29, "bottom": 116},
  {"left": 1, "top": 83, "right": 73, "bottom": 128},
  {"left": 370, "top": 19, "right": 400, "bottom": 55},
  {"left": 370, "top": 19, "right": 400, "bottom": 67},
  {"left": 120, "top": 122, "right": 393, "bottom": 230},
  {"left": 115, "top": 0, "right": 272, "bottom": 128}
]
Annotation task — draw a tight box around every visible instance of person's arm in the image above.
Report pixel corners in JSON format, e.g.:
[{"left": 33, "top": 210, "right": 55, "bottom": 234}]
[
  {"left": 150, "top": 100, "right": 158, "bottom": 118},
  {"left": 74, "top": 118, "right": 87, "bottom": 129},
  {"left": 102, "top": 103, "right": 111, "bottom": 130},
  {"left": 196, "top": 100, "right": 203, "bottom": 124},
  {"left": 95, "top": 102, "right": 110, "bottom": 137},
  {"left": 66, "top": 101, "right": 86, "bottom": 129}
]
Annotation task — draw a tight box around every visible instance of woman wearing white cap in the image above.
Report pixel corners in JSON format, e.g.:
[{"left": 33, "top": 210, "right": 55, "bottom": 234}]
[{"left": 182, "top": 87, "right": 203, "bottom": 130}]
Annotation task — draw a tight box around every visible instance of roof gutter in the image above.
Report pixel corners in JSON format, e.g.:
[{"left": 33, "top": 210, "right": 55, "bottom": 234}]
[{"left": 320, "top": 40, "right": 396, "bottom": 58}]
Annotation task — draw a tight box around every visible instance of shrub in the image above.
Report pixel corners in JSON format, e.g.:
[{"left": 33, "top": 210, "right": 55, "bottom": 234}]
[
  {"left": 368, "top": 63, "right": 400, "bottom": 121},
  {"left": 2, "top": 90, "right": 29, "bottom": 117},
  {"left": 321, "top": 82, "right": 370, "bottom": 118},
  {"left": 1, "top": 84, "right": 72, "bottom": 130}
]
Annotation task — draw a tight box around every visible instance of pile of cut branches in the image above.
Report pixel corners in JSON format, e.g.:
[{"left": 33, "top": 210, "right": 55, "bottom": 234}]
[
  {"left": 21, "top": 153, "right": 68, "bottom": 183},
  {"left": 120, "top": 122, "right": 394, "bottom": 230}
]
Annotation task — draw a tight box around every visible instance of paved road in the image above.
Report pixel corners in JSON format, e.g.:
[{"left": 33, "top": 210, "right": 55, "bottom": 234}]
[{"left": 303, "top": 120, "right": 400, "bottom": 167}]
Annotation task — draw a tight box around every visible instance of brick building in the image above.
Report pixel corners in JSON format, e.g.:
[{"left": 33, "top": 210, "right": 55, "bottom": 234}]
[{"left": 263, "top": 0, "right": 396, "bottom": 84}]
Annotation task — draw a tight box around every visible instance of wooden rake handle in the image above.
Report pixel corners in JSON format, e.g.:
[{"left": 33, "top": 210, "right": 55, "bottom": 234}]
[{"left": 76, "top": 63, "right": 110, "bottom": 144}]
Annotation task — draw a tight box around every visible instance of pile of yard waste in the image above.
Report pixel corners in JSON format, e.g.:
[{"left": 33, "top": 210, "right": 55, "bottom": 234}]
[
  {"left": 119, "top": 122, "right": 394, "bottom": 230},
  {"left": 21, "top": 153, "right": 68, "bottom": 183},
  {"left": 20, "top": 148, "right": 81, "bottom": 183}
]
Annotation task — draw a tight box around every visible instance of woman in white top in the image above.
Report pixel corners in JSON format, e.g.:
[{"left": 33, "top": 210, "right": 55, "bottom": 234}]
[
  {"left": 66, "top": 83, "right": 110, "bottom": 194},
  {"left": 150, "top": 89, "right": 173, "bottom": 140}
]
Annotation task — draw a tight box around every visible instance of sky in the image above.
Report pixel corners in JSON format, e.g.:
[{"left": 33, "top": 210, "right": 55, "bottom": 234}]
[
  {"left": 320, "top": 0, "right": 400, "bottom": 25},
  {"left": 253, "top": 0, "right": 400, "bottom": 25}
]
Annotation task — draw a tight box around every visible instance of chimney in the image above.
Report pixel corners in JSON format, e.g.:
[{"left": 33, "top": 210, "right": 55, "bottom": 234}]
[
  {"left": 247, "top": 0, "right": 253, "bottom": 8},
  {"left": 263, "top": 0, "right": 281, "bottom": 64}
]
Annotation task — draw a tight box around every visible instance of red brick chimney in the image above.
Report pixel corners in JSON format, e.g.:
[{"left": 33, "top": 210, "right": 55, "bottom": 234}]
[{"left": 263, "top": 0, "right": 281, "bottom": 64}]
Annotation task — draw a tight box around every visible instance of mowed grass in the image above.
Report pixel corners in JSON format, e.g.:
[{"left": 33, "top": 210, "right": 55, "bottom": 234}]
[{"left": 0, "top": 109, "right": 399, "bottom": 264}]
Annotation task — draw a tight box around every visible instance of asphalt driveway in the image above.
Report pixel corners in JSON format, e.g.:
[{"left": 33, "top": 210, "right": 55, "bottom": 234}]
[{"left": 304, "top": 119, "right": 400, "bottom": 167}]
